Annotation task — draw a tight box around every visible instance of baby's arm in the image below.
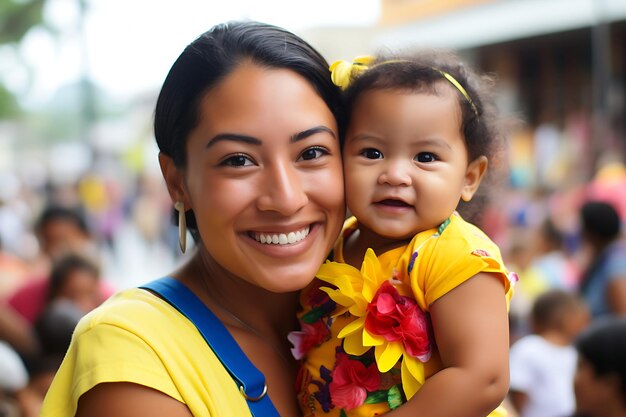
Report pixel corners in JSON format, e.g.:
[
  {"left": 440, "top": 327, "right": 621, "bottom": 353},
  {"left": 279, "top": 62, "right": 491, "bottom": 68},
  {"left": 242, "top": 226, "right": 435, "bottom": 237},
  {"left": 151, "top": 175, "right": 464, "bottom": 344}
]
[{"left": 388, "top": 272, "right": 510, "bottom": 417}]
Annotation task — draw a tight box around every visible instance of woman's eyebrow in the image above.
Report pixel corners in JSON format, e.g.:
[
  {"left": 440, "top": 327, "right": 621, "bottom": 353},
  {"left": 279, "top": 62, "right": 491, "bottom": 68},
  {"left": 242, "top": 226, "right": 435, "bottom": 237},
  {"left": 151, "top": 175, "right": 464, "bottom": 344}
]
[
  {"left": 206, "top": 126, "right": 335, "bottom": 148},
  {"left": 291, "top": 126, "right": 336, "bottom": 143},
  {"left": 205, "top": 133, "right": 262, "bottom": 148}
]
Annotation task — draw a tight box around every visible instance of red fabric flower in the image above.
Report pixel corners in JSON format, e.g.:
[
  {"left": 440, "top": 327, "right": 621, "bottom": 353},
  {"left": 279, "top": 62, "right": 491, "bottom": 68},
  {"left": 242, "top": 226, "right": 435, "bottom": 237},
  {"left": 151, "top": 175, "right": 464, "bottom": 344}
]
[
  {"left": 288, "top": 320, "right": 330, "bottom": 360},
  {"left": 365, "top": 281, "right": 431, "bottom": 360},
  {"left": 329, "top": 353, "right": 380, "bottom": 410}
]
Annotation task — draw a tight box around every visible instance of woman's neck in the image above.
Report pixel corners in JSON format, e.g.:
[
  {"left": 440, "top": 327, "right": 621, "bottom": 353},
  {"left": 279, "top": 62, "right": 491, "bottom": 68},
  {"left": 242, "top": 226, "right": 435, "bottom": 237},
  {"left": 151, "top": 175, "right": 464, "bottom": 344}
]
[{"left": 176, "top": 249, "right": 300, "bottom": 340}]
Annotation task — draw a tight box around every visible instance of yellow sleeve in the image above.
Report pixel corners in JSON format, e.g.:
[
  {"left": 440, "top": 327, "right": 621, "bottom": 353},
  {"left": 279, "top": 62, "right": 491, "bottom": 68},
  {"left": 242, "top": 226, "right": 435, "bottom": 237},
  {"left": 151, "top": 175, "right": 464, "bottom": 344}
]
[
  {"left": 41, "top": 312, "right": 183, "bottom": 417},
  {"left": 42, "top": 288, "right": 252, "bottom": 417},
  {"left": 403, "top": 214, "right": 513, "bottom": 311}
]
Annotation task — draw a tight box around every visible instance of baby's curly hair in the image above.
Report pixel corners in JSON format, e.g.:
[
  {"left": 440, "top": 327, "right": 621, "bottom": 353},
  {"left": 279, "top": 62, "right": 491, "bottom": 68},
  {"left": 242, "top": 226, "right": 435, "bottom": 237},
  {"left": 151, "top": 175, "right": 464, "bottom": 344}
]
[{"left": 343, "top": 50, "right": 507, "bottom": 223}]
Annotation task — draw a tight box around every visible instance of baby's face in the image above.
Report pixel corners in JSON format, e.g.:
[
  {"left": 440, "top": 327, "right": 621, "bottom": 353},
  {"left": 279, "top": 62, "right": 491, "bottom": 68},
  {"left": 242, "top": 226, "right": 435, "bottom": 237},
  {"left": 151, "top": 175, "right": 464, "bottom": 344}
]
[{"left": 343, "top": 86, "right": 484, "bottom": 241}]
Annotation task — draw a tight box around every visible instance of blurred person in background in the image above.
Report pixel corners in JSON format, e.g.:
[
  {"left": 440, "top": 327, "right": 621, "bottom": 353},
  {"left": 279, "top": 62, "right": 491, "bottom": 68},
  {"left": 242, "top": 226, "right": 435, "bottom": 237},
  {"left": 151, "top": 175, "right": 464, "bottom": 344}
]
[
  {"left": 2, "top": 205, "right": 114, "bottom": 325},
  {"left": 0, "top": 236, "right": 39, "bottom": 359},
  {"left": 508, "top": 289, "right": 589, "bottom": 417},
  {"left": 0, "top": 340, "right": 29, "bottom": 417},
  {"left": 508, "top": 218, "right": 581, "bottom": 340},
  {"left": 577, "top": 201, "right": 626, "bottom": 318},
  {"left": 572, "top": 316, "right": 626, "bottom": 417},
  {"left": 37, "top": 252, "right": 102, "bottom": 318},
  {"left": 20, "top": 300, "right": 86, "bottom": 417},
  {"left": 0, "top": 236, "right": 30, "bottom": 301},
  {"left": 528, "top": 217, "right": 579, "bottom": 291}
]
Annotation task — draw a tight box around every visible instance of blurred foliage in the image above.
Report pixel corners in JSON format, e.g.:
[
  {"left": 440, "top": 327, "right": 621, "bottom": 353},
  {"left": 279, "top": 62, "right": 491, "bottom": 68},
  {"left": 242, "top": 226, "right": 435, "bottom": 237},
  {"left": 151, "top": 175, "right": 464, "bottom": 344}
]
[
  {"left": 0, "top": 84, "right": 20, "bottom": 118},
  {"left": 0, "top": 0, "right": 47, "bottom": 44},
  {"left": 0, "top": 0, "right": 50, "bottom": 119}
]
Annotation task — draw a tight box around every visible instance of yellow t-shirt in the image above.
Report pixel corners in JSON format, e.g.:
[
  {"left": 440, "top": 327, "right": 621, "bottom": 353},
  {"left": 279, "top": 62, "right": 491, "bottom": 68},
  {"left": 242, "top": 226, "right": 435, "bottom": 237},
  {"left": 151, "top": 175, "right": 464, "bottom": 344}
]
[
  {"left": 40, "top": 286, "right": 253, "bottom": 417},
  {"left": 296, "top": 213, "right": 515, "bottom": 416}
]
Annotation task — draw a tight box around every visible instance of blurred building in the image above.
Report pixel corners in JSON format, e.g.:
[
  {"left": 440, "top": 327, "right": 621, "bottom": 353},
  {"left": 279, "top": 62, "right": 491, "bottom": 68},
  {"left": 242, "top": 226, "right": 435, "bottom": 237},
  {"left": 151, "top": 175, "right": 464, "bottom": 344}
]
[{"left": 305, "top": 0, "right": 626, "bottom": 190}]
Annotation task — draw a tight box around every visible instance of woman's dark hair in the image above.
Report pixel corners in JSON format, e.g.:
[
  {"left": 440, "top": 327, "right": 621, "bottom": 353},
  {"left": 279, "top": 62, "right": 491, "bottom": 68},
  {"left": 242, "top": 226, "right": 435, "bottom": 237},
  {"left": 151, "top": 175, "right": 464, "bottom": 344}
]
[
  {"left": 47, "top": 253, "right": 100, "bottom": 304},
  {"left": 154, "top": 20, "right": 344, "bottom": 233},
  {"left": 342, "top": 50, "right": 504, "bottom": 223},
  {"left": 575, "top": 316, "right": 626, "bottom": 401}
]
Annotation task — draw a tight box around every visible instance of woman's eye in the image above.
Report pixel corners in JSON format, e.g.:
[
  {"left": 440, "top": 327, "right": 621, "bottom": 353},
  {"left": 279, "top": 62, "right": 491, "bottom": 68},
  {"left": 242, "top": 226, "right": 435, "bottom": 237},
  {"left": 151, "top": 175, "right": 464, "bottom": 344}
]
[
  {"left": 415, "top": 152, "right": 437, "bottom": 163},
  {"left": 299, "top": 147, "right": 329, "bottom": 161},
  {"left": 221, "top": 154, "right": 254, "bottom": 167},
  {"left": 361, "top": 148, "right": 383, "bottom": 159}
]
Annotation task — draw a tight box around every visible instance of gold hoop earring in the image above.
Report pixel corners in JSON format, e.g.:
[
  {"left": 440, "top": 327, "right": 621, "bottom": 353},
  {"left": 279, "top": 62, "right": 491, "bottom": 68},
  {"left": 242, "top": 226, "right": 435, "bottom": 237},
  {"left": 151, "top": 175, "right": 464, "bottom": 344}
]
[{"left": 174, "top": 201, "right": 186, "bottom": 254}]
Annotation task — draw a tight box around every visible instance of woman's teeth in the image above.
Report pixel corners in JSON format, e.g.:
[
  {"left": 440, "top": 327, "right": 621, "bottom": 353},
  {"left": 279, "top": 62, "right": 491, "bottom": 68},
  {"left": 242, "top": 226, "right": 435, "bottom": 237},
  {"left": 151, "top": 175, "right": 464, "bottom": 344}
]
[{"left": 254, "top": 226, "right": 310, "bottom": 245}]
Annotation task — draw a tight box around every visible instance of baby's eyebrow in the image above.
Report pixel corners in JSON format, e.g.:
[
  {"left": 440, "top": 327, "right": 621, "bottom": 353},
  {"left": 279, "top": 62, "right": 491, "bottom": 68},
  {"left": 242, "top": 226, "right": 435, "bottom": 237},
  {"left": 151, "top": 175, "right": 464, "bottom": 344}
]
[{"left": 413, "top": 138, "right": 453, "bottom": 151}]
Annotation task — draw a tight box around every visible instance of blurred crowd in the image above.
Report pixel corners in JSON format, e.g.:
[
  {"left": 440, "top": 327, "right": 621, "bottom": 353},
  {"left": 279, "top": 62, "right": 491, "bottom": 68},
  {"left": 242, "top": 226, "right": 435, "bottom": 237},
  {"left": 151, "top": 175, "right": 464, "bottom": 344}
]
[
  {"left": 0, "top": 167, "right": 182, "bottom": 417},
  {"left": 0, "top": 154, "right": 625, "bottom": 416}
]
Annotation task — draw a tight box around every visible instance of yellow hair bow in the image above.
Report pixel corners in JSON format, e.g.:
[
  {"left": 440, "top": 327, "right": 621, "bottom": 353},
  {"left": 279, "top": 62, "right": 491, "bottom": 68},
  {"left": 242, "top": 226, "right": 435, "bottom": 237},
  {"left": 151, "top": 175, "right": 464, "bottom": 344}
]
[
  {"left": 329, "top": 55, "right": 375, "bottom": 90},
  {"left": 330, "top": 55, "right": 479, "bottom": 117}
]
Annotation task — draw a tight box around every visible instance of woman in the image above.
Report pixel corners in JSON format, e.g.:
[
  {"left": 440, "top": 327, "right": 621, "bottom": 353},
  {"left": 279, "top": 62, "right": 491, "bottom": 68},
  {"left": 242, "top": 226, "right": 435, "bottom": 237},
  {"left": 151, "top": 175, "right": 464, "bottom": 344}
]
[{"left": 41, "top": 21, "right": 346, "bottom": 417}]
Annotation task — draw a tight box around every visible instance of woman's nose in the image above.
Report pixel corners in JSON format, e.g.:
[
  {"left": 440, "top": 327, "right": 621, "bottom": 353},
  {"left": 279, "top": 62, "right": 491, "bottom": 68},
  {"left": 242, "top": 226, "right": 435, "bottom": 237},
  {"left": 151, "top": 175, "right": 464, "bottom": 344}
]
[
  {"left": 378, "top": 159, "right": 413, "bottom": 186},
  {"left": 256, "top": 161, "right": 309, "bottom": 215}
]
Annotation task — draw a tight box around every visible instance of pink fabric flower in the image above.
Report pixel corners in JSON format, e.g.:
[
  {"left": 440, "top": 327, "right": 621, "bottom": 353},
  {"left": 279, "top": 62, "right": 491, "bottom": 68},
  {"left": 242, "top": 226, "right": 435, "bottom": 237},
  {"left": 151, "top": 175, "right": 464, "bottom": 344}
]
[
  {"left": 329, "top": 353, "right": 380, "bottom": 410},
  {"left": 288, "top": 320, "right": 330, "bottom": 360},
  {"left": 365, "top": 281, "right": 431, "bottom": 360}
]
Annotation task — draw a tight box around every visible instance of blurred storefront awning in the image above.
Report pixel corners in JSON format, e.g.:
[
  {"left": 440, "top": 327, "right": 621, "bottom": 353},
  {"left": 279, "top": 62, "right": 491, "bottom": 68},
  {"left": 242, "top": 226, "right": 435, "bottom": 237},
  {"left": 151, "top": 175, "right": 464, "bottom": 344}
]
[{"left": 375, "top": 0, "right": 626, "bottom": 50}]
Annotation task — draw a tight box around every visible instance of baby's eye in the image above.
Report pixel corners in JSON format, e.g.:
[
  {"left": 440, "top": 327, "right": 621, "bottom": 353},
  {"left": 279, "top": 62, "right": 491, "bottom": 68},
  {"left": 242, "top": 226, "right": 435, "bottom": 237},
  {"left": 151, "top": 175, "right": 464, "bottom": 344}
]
[
  {"left": 361, "top": 148, "right": 383, "bottom": 159},
  {"left": 299, "top": 146, "right": 329, "bottom": 161},
  {"left": 415, "top": 152, "right": 438, "bottom": 163},
  {"left": 221, "top": 154, "right": 255, "bottom": 167}
]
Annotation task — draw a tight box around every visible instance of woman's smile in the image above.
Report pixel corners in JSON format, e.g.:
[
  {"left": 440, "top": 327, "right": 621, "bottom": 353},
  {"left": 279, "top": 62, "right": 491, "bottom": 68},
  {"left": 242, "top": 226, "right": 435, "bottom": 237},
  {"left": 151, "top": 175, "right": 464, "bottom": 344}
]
[{"left": 252, "top": 225, "right": 311, "bottom": 245}]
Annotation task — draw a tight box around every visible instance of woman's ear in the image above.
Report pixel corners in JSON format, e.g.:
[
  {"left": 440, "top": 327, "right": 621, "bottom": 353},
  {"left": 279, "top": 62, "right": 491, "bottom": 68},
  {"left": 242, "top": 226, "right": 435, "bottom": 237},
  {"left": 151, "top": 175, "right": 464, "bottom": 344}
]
[
  {"left": 461, "top": 156, "right": 488, "bottom": 202},
  {"left": 158, "top": 152, "right": 190, "bottom": 206}
]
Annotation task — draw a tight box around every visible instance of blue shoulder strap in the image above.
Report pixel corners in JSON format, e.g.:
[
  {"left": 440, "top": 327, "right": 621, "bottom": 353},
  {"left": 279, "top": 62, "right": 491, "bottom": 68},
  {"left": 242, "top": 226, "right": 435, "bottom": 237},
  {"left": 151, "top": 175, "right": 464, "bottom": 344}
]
[{"left": 140, "top": 277, "right": 280, "bottom": 417}]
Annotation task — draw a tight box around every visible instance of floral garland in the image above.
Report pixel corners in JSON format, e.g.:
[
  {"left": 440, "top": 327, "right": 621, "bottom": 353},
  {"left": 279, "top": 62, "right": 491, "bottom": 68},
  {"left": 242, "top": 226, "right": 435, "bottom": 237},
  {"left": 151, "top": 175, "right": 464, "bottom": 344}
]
[
  {"left": 290, "top": 247, "right": 434, "bottom": 414},
  {"left": 317, "top": 249, "right": 433, "bottom": 401}
]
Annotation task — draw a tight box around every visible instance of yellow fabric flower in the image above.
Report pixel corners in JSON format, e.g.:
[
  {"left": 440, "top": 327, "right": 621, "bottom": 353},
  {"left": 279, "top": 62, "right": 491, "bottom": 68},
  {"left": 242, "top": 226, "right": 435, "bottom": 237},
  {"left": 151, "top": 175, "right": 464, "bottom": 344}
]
[
  {"left": 329, "top": 55, "right": 375, "bottom": 90},
  {"left": 317, "top": 248, "right": 428, "bottom": 399}
]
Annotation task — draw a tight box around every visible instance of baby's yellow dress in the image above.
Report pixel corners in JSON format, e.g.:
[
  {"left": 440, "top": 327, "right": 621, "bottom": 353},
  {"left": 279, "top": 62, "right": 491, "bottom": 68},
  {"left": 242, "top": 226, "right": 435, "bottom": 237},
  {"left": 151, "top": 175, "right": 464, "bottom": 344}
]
[{"left": 293, "top": 213, "right": 516, "bottom": 417}]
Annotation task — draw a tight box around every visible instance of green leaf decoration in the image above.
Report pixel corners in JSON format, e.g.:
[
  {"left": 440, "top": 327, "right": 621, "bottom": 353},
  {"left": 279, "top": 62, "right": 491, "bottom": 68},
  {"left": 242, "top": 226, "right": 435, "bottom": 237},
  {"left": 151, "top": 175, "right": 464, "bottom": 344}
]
[
  {"left": 364, "top": 390, "right": 388, "bottom": 404},
  {"left": 301, "top": 307, "right": 328, "bottom": 324},
  {"left": 387, "top": 385, "right": 404, "bottom": 410}
]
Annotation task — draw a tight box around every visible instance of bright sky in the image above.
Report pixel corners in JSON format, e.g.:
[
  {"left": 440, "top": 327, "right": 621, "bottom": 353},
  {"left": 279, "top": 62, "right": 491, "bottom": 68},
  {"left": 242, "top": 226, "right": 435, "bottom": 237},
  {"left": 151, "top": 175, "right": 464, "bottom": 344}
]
[{"left": 12, "top": 0, "right": 379, "bottom": 106}]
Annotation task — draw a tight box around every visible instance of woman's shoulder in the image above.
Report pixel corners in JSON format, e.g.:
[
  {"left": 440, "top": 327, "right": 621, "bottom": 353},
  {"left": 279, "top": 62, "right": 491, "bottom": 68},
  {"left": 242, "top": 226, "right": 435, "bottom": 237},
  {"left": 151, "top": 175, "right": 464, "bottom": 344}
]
[{"left": 76, "top": 284, "right": 185, "bottom": 338}]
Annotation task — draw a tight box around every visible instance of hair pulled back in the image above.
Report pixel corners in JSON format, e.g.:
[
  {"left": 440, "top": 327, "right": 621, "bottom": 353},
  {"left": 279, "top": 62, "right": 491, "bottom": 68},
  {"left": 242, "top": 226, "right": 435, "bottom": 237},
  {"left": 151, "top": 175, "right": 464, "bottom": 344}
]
[
  {"left": 154, "top": 21, "right": 344, "bottom": 234},
  {"left": 154, "top": 21, "right": 344, "bottom": 167}
]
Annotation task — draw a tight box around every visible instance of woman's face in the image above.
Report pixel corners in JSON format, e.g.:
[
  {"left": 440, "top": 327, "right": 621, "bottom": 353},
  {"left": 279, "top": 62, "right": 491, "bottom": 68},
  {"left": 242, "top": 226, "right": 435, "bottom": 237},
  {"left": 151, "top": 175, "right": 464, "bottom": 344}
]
[{"left": 176, "top": 62, "right": 345, "bottom": 292}]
